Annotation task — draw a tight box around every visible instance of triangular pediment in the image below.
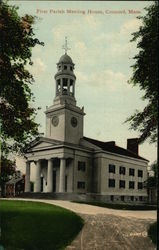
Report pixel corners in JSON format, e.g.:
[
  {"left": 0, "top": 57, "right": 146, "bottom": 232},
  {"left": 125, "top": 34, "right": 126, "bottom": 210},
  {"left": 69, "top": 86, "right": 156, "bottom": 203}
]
[
  {"left": 33, "top": 141, "right": 56, "bottom": 149},
  {"left": 26, "top": 137, "right": 62, "bottom": 152}
]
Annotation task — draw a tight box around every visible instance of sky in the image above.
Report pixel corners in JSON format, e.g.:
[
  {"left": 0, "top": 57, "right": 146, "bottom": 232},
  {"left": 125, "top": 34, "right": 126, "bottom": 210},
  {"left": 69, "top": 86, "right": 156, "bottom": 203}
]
[{"left": 9, "top": 1, "right": 157, "bottom": 174}]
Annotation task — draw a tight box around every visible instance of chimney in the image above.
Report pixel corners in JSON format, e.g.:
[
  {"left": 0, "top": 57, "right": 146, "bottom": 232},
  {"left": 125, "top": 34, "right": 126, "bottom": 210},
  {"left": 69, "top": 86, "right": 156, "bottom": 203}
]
[
  {"left": 127, "top": 138, "right": 139, "bottom": 155},
  {"left": 105, "top": 141, "right": 115, "bottom": 146}
]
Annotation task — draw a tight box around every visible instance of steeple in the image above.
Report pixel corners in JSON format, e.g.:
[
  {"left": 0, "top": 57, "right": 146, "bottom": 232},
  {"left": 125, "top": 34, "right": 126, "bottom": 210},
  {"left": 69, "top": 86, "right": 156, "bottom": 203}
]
[
  {"left": 45, "top": 39, "right": 85, "bottom": 143},
  {"left": 54, "top": 38, "right": 76, "bottom": 106}
]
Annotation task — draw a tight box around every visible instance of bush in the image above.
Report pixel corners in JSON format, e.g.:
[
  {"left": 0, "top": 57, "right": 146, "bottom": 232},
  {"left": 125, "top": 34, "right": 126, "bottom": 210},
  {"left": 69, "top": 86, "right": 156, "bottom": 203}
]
[{"left": 148, "top": 221, "right": 157, "bottom": 245}]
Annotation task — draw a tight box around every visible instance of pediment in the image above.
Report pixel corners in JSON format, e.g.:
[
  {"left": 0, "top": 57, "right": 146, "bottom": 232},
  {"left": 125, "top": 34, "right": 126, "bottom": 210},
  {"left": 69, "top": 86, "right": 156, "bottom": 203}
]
[
  {"left": 33, "top": 141, "right": 56, "bottom": 150},
  {"left": 26, "top": 137, "right": 62, "bottom": 152}
]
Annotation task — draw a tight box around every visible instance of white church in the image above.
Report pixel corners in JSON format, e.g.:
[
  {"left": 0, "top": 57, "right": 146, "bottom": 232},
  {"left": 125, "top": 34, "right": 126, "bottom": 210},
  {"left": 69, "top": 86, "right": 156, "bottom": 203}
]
[{"left": 24, "top": 44, "right": 148, "bottom": 203}]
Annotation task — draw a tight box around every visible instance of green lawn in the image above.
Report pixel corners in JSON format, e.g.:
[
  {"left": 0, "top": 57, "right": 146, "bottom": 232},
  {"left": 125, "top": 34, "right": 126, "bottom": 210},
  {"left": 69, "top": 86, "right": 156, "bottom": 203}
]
[
  {"left": 72, "top": 201, "right": 157, "bottom": 210},
  {"left": 148, "top": 221, "right": 157, "bottom": 245},
  {"left": 0, "top": 200, "right": 84, "bottom": 250}
]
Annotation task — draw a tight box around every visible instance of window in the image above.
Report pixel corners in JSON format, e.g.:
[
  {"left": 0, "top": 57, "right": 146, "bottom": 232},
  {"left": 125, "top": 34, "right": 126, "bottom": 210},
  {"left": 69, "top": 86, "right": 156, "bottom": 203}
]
[
  {"left": 57, "top": 79, "right": 61, "bottom": 87},
  {"left": 129, "top": 181, "right": 135, "bottom": 189},
  {"left": 64, "top": 65, "right": 67, "bottom": 70},
  {"left": 109, "top": 179, "right": 115, "bottom": 187},
  {"left": 139, "top": 196, "right": 143, "bottom": 201},
  {"left": 70, "top": 79, "right": 74, "bottom": 85},
  {"left": 109, "top": 164, "right": 115, "bottom": 173},
  {"left": 119, "top": 180, "right": 125, "bottom": 188},
  {"left": 138, "top": 170, "right": 143, "bottom": 178},
  {"left": 130, "top": 196, "right": 134, "bottom": 201},
  {"left": 119, "top": 166, "right": 125, "bottom": 175},
  {"left": 121, "top": 196, "right": 125, "bottom": 201},
  {"left": 77, "top": 182, "right": 85, "bottom": 189},
  {"left": 110, "top": 195, "right": 114, "bottom": 201},
  {"left": 70, "top": 66, "right": 73, "bottom": 71},
  {"left": 78, "top": 161, "right": 86, "bottom": 171},
  {"left": 138, "top": 182, "right": 143, "bottom": 190},
  {"left": 63, "top": 78, "right": 68, "bottom": 86},
  {"left": 129, "top": 168, "right": 135, "bottom": 176}
]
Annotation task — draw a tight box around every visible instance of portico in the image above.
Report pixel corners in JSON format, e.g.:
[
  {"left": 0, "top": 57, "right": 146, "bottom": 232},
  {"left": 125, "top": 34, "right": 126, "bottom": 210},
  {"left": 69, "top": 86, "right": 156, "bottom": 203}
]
[{"left": 25, "top": 156, "right": 71, "bottom": 193}]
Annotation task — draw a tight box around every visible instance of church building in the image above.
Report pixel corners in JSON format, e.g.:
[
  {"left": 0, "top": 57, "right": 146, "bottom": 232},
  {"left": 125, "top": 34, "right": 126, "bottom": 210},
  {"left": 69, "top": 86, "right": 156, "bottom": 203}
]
[{"left": 24, "top": 46, "right": 148, "bottom": 203}]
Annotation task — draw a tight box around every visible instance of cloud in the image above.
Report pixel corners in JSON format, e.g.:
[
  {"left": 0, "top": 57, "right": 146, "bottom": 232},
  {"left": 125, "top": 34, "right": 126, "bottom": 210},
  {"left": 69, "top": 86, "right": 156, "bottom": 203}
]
[
  {"left": 96, "top": 18, "right": 141, "bottom": 43},
  {"left": 93, "top": 18, "right": 141, "bottom": 59},
  {"left": 29, "top": 57, "right": 47, "bottom": 76},
  {"left": 120, "top": 18, "right": 141, "bottom": 36},
  {"left": 49, "top": 16, "right": 140, "bottom": 69},
  {"left": 76, "top": 69, "right": 128, "bottom": 91},
  {"left": 85, "top": 14, "right": 101, "bottom": 28}
]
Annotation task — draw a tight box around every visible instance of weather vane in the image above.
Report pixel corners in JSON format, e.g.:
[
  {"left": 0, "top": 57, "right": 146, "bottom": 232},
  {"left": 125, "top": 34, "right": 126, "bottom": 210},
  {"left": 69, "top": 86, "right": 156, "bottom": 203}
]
[{"left": 62, "top": 37, "right": 70, "bottom": 54}]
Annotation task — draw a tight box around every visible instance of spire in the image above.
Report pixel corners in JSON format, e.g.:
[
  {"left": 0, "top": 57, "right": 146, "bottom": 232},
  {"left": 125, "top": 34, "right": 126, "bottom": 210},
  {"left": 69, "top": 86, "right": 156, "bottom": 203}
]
[{"left": 62, "top": 36, "right": 70, "bottom": 54}]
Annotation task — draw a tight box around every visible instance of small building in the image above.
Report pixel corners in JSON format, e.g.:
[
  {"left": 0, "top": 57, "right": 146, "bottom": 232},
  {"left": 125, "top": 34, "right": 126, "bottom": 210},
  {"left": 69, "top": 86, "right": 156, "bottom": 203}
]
[
  {"left": 5, "top": 172, "right": 25, "bottom": 197},
  {"left": 24, "top": 50, "right": 148, "bottom": 203}
]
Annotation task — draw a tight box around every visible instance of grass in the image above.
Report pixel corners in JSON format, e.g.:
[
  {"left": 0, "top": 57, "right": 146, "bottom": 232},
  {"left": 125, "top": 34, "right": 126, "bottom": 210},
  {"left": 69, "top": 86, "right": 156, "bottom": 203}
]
[
  {"left": 148, "top": 221, "right": 157, "bottom": 245},
  {"left": 72, "top": 201, "right": 157, "bottom": 210},
  {"left": 0, "top": 200, "right": 84, "bottom": 250}
]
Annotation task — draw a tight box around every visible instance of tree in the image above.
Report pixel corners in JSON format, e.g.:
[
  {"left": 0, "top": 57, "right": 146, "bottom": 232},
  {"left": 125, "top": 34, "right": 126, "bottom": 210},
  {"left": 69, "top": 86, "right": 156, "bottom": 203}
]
[
  {"left": 147, "top": 161, "right": 157, "bottom": 188},
  {"left": 0, "top": 1, "right": 44, "bottom": 194},
  {"left": 146, "top": 161, "right": 157, "bottom": 204},
  {"left": 0, "top": 156, "right": 16, "bottom": 196},
  {"left": 126, "top": 1, "right": 158, "bottom": 144}
]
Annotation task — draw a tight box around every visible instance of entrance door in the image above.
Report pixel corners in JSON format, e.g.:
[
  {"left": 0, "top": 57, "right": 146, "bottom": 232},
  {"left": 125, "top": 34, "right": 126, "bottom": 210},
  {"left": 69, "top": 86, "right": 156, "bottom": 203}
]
[
  {"left": 53, "top": 171, "right": 56, "bottom": 192},
  {"left": 40, "top": 177, "right": 43, "bottom": 192},
  {"left": 65, "top": 176, "right": 67, "bottom": 192}
]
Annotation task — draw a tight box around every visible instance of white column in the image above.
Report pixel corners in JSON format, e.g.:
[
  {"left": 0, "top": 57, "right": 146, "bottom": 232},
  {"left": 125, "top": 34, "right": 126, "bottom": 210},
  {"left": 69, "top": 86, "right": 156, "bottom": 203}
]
[
  {"left": 25, "top": 161, "right": 30, "bottom": 192},
  {"left": 47, "top": 159, "right": 53, "bottom": 192},
  {"left": 35, "top": 160, "right": 41, "bottom": 192},
  {"left": 59, "top": 158, "right": 66, "bottom": 192}
]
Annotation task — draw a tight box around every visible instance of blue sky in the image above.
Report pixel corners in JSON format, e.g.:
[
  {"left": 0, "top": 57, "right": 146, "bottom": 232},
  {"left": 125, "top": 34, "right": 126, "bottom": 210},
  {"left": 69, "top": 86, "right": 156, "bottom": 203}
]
[{"left": 10, "top": 1, "right": 157, "bottom": 170}]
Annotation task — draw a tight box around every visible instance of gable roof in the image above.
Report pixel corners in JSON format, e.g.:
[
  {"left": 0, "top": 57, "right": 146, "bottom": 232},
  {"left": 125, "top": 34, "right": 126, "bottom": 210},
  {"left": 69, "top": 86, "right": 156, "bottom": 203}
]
[
  {"left": 83, "top": 137, "right": 148, "bottom": 161},
  {"left": 6, "top": 177, "right": 24, "bottom": 185}
]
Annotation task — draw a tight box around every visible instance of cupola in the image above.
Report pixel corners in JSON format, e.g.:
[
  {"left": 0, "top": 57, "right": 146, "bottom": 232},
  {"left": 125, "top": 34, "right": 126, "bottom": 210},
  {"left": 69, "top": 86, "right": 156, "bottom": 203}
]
[{"left": 54, "top": 38, "right": 76, "bottom": 102}]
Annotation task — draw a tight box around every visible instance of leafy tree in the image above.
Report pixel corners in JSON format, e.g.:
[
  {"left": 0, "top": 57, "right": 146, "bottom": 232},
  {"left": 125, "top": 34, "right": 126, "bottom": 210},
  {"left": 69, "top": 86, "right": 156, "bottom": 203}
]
[
  {"left": 0, "top": 156, "right": 16, "bottom": 196},
  {"left": 0, "top": 1, "right": 44, "bottom": 194},
  {"left": 126, "top": 1, "right": 158, "bottom": 144},
  {"left": 145, "top": 161, "right": 157, "bottom": 204}
]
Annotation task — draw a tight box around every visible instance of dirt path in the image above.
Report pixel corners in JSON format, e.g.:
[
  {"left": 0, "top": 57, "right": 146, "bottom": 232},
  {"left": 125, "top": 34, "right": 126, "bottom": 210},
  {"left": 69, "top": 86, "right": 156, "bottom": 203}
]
[
  {"left": 1, "top": 198, "right": 157, "bottom": 250},
  {"left": 66, "top": 214, "right": 156, "bottom": 250}
]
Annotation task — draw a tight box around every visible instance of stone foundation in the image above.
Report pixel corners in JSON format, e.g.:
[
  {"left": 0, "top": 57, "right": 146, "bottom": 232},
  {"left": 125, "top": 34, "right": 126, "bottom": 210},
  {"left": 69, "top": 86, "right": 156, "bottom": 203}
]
[{"left": 17, "top": 192, "right": 148, "bottom": 204}]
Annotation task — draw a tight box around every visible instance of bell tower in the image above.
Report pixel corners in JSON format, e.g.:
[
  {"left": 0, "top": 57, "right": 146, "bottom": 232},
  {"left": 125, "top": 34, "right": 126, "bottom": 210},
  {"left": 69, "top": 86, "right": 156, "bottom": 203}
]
[
  {"left": 54, "top": 40, "right": 76, "bottom": 107},
  {"left": 45, "top": 38, "right": 85, "bottom": 144}
]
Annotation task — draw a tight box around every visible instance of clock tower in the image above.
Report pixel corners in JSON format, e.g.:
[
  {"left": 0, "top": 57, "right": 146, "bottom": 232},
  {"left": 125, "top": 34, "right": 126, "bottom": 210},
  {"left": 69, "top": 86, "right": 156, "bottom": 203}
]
[{"left": 45, "top": 41, "right": 85, "bottom": 144}]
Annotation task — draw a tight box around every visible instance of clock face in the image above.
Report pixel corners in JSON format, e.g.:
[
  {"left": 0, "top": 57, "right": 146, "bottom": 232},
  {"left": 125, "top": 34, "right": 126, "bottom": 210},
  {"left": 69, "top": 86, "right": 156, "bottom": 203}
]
[
  {"left": 71, "top": 117, "right": 78, "bottom": 127},
  {"left": 52, "top": 116, "right": 59, "bottom": 127}
]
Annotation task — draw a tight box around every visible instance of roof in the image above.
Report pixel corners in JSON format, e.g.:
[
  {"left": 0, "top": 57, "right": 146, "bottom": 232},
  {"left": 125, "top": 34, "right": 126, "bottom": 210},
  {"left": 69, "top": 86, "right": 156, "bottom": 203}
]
[
  {"left": 83, "top": 136, "right": 148, "bottom": 161},
  {"left": 58, "top": 53, "right": 73, "bottom": 64},
  {"left": 25, "top": 136, "right": 148, "bottom": 162},
  {"left": 6, "top": 177, "right": 24, "bottom": 185}
]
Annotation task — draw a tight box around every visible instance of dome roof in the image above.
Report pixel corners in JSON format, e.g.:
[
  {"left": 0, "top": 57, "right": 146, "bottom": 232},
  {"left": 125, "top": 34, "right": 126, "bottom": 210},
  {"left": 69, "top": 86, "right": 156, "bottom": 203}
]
[{"left": 58, "top": 54, "right": 73, "bottom": 64}]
